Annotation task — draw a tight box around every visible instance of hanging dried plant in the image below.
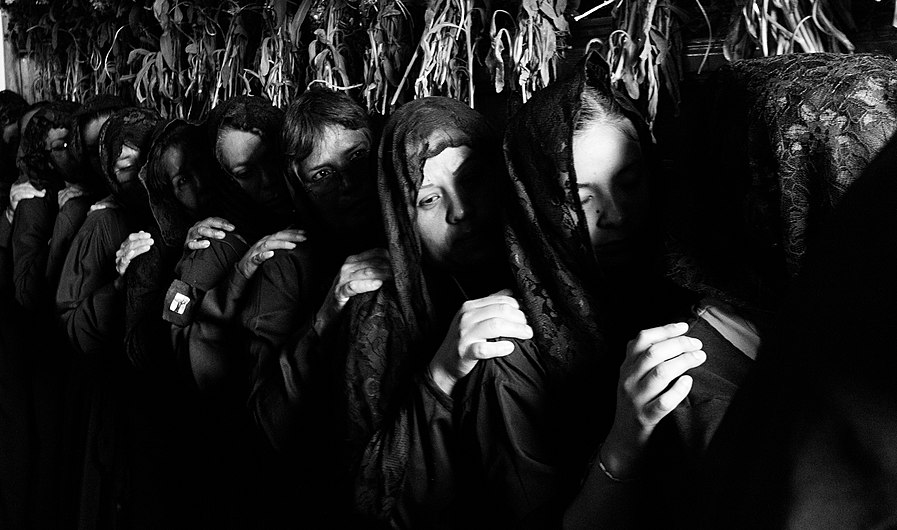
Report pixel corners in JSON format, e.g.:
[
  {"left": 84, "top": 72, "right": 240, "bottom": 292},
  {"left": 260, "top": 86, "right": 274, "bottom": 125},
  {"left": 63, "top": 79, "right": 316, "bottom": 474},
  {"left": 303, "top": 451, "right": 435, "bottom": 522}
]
[
  {"left": 725, "top": 0, "right": 855, "bottom": 60},
  {"left": 486, "top": 0, "right": 568, "bottom": 103},
  {"left": 247, "top": 0, "right": 311, "bottom": 108},
  {"left": 393, "top": 0, "right": 482, "bottom": 108},
  {"left": 584, "top": 0, "right": 681, "bottom": 133},
  {"left": 362, "top": 0, "right": 413, "bottom": 114},
  {"left": 306, "top": 0, "right": 364, "bottom": 91}
]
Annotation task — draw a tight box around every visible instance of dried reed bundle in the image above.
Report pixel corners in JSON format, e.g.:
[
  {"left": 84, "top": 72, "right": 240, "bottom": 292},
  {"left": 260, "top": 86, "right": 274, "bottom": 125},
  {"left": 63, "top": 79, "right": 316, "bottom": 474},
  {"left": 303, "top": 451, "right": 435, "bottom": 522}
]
[
  {"left": 392, "top": 0, "right": 480, "bottom": 108},
  {"left": 363, "top": 0, "right": 413, "bottom": 114},
  {"left": 486, "top": 0, "right": 569, "bottom": 103},
  {"left": 725, "top": 0, "right": 855, "bottom": 60}
]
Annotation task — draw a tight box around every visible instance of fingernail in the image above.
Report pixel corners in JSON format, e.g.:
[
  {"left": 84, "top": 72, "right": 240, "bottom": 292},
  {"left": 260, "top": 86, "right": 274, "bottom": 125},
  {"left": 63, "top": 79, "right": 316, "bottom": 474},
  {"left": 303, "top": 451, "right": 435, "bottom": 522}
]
[
  {"left": 692, "top": 350, "right": 706, "bottom": 361},
  {"left": 690, "top": 338, "right": 702, "bottom": 349}
]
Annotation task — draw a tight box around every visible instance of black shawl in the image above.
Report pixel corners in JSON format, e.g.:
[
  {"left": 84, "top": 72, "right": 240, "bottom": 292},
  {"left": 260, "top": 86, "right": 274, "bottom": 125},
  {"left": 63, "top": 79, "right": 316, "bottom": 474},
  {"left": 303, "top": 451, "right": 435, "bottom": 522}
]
[
  {"left": 69, "top": 94, "right": 127, "bottom": 186},
  {"left": 140, "top": 119, "right": 209, "bottom": 247},
  {"left": 341, "top": 96, "right": 499, "bottom": 460},
  {"left": 502, "top": 51, "right": 660, "bottom": 372},
  {"left": 204, "top": 95, "right": 291, "bottom": 243},
  {"left": 501, "top": 52, "right": 694, "bottom": 467},
  {"left": 18, "top": 101, "right": 80, "bottom": 191},
  {"left": 0, "top": 90, "right": 27, "bottom": 131},
  {"left": 97, "top": 107, "right": 162, "bottom": 218}
]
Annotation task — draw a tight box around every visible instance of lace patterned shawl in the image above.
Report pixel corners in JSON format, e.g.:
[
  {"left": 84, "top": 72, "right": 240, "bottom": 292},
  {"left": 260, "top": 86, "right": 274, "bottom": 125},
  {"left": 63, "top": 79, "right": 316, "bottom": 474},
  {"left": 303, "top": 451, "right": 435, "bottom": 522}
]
[
  {"left": 203, "top": 95, "right": 291, "bottom": 242},
  {"left": 340, "top": 96, "right": 499, "bottom": 461},
  {"left": 19, "top": 101, "right": 80, "bottom": 190},
  {"left": 98, "top": 107, "right": 163, "bottom": 215},
  {"left": 140, "top": 119, "right": 209, "bottom": 247},
  {"left": 669, "top": 53, "right": 897, "bottom": 311}
]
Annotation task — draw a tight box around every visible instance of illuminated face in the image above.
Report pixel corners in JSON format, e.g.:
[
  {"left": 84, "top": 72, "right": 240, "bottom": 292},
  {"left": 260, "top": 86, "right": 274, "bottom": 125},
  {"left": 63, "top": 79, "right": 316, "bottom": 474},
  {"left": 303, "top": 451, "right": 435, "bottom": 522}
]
[
  {"left": 573, "top": 120, "right": 648, "bottom": 260},
  {"left": 217, "top": 128, "right": 282, "bottom": 208},
  {"left": 292, "top": 124, "right": 374, "bottom": 232},
  {"left": 114, "top": 144, "right": 141, "bottom": 184},
  {"left": 414, "top": 146, "right": 500, "bottom": 272},
  {"left": 161, "top": 143, "right": 205, "bottom": 215}
]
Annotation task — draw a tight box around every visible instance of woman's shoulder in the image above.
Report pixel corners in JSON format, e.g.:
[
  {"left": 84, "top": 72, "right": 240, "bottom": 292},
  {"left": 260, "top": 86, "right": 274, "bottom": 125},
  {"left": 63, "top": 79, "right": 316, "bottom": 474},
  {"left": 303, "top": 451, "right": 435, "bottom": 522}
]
[
  {"left": 258, "top": 240, "right": 320, "bottom": 279},
  {"left": 74, "top": 204, "right": 130, "bottom": 247},
  {"left": 178, "top": 231, "right": 248, "bottom": 275}
]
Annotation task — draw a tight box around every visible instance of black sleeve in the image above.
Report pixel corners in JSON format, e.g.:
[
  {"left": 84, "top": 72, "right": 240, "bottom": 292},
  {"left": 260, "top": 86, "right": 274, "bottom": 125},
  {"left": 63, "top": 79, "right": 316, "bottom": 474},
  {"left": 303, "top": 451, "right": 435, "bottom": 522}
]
[
  {"left": 241, "top": 248, "right": 324, "bottom": 451},
  {"left": 55, "top": 210, "right": 128, "bottom": 357},
  {"left": 124, "top": 241, "right": 180, "bottom": 372},
  {"left": 45, "top": 196, "right": 91, "bottom": 294},
  {"left": 163, "top": 235, "right": 248, "bottom": 390},
  {"left": 354, "top": 372, "right": 457, "bottom": 529},
  {"left": 12, "top": 195, "right": 56, "bottom": 312}
]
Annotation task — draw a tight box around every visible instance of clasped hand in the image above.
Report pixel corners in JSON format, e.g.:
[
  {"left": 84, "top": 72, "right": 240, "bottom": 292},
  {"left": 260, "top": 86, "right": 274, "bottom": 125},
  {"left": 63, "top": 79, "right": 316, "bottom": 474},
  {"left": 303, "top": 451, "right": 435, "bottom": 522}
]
[
  {"left": 428, "top": 289, "right": 533, "bottom": 395},
  {"left": 314, "top": 248, "right": 392, "bottom": 336},
  {"left": 601, "top": 322, "right": 706, "bottom": 479}
]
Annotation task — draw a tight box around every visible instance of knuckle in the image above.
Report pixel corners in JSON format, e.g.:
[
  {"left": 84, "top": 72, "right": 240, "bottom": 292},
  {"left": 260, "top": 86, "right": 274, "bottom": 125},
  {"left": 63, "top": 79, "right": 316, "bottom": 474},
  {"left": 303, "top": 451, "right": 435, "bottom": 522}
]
[
  {"left": 635, "top": 330, "right": 651, "bottom": 344},
  {"left": 657, "top": 391, "right": 679, "bottom": 412},
  {"left": 651, "top": 363, "right": 670, "bottom": 382}
]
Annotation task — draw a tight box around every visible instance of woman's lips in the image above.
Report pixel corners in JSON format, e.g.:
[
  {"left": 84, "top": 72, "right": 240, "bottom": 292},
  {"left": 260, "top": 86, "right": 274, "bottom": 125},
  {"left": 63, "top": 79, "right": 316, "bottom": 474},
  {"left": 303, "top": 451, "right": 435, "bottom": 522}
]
[{"left": 594, "top": 237, "right": 636, "bottom": 256}]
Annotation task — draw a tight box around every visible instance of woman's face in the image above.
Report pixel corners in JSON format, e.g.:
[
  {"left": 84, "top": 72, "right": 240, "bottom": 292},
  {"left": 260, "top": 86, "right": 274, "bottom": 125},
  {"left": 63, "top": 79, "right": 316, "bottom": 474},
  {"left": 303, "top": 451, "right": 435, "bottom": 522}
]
[
  {"left": 162, "top": 143, "right": 205, "bottom": 215},
  {"left": 114, "top": 144, "right": 141, "bottom": 185},
  {"left": 217, "top": 128, "right": 282, "bottom": 208},
  {"left": 46, "top": 127, "right": 80, "bottom": 181},
  {"left": 414, "top": 145, "right": 499, "bottom": 272},
  {"left": 293, "top": 124, "right": 374, "bottom": 230},
  {"left": 573, "top": 120, "right": 649, "bottom": 261}
]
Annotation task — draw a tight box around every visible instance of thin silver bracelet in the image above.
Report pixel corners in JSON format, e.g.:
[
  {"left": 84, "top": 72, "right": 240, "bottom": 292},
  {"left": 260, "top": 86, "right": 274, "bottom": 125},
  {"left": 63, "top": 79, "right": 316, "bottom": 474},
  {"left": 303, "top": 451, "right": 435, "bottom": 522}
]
[{"left": 596, "top": 444, "right": 636, "bottom": 483}]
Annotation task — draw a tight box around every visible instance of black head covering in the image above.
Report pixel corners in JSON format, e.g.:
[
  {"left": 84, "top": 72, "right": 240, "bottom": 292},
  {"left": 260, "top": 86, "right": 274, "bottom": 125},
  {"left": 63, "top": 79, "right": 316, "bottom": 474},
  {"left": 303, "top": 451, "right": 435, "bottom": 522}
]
[
  {"left": 340, "top": 96, "right": 499, "bottom": 457},
  {"left": 98, "top": 107, "right": 163, "bottom": 214},
  {"left": 69, "top": 94, "right": 128, "bottom": 182},
  {"left": 18, "top": 101, "right": 80, "bottom": 190},
  {"left": 501, "top": 51, "right": 669, "bottom": 369},
  {"left": 204, "top": 95, "right": 291, "bottom": 242},
  {"left": 0, "top": 90, "right": 27, "bottom": 129},
  {"left": 141, "top": 119, "right": 209, "bottom": 247},
  {"left": 499, "top": 52, "right": 691, "bottom": 472}
]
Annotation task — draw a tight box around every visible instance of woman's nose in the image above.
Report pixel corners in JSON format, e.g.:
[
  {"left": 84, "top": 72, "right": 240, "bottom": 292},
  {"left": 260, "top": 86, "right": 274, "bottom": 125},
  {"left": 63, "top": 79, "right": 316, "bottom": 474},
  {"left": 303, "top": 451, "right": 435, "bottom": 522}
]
[
  {"left": 446, "top": 195, "right": 468, "bottom": 224},
  {"left": 595, "top": 196, "right": 625, "bottom": 228}
]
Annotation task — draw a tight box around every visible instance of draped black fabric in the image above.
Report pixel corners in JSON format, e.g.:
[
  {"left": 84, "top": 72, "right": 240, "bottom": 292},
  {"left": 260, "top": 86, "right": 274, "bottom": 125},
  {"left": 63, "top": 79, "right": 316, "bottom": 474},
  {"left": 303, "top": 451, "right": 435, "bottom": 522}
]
[
  {"left": 0, "top": 90, "right": 27, "bottom": 199},
  {"left": 501, "top": 52, "right": 750, "bottom": 524},
  {"left": 69, "top": 94, "right": 127, "bottom": 188},
  {"left": 701, "top": 116, "right": 897, "bottom": 530},
  {"left": 19, "top": 101, "right": 80, "bottom": 191},
  {"left": 340, "top": 97, "right": 499, "bottom": 456},
  {"left": 0, "top": 90, "right": 27, "bottom": 130},
  {"left": 203, "top": 95, "right": 290, "bottom": 242},
  {"left": 669, "top": 53, "right": 897, "bottom": 313},
  {"left": 98, "top": 107, "right": 162, "bottom": 216},
  {"left": 500, "top": 51, "right": 661, "bottom": 426},
  {"left": 140, "top": 119, "right": 207, "bottom": 247}
]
